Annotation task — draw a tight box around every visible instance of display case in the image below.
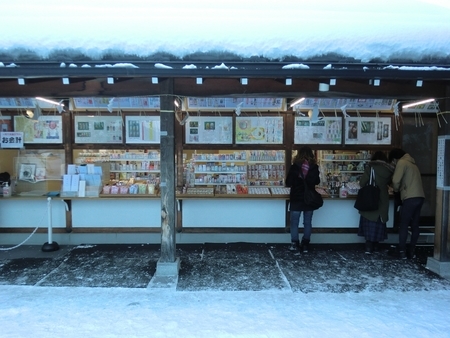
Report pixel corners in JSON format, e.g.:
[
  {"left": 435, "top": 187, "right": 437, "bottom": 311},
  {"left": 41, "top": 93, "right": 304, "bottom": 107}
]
[
  {"left": 183, "top": 150, "right": 286, "bottom": 195},
  {"left": 190, "top": 151, "right": 247, "bottom": 194},
  {"left": 13, "top": 149, "right": 65, "bottom": 195},
  {"left": 247, "top": 150, "right": 285, "bottom": 187},
  {"left": 74, "top": 149, "right": 160, "bottom": 196},
  {"left": 74, "top": 149, "right": 160, "bottom": 181},
  {"left": 317, "top": 150, "right": 371, "bottom": 196}
]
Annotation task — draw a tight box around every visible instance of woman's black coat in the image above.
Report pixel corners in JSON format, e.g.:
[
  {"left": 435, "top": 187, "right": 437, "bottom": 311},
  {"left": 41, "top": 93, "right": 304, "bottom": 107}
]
[{"left": 286, "top": 162, "right": 320, "bottom": 211}]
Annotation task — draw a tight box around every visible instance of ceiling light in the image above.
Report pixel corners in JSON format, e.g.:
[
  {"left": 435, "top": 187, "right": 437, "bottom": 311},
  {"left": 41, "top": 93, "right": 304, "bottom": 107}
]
[
  {"left": 416, "top": 80, "right": 423, "bottom": 87},
  {"left": 196, "top": 77, "right": 203, "bottom": 85},
  {"left": 240, "top": 78, "right": 248, "bottom": 85},
  {"left": 330, "top": 79, "right": 336, "bottom": 86},
  {"left": 374, "top": 79, "right": 380, "bottom": 86},
  {"left": 62, "top": 77, "right": 70, "bottom": 85},
  {"left": 289, "top": 97, "right": 305, "bottom": 108},
  {"left": 18, "top": 78, "right": 25, "bottom": 85},
  {"left": 319, "top": 83, "right": 329, "bottom": 91},
  {"left": 285, "top": 78, "right": 292, "bottom": 86},
  {"left": 402, "top": 98, "right": 435, "bottom": 109},
  {"left": 151, "top": 77, "right": 158, "bottom": 84},
  {"left": 107, "top": 77, "right": 114, "bottom": 84},
  {"left": 35, "top": 97, "right": 64, "bottom": 106}
]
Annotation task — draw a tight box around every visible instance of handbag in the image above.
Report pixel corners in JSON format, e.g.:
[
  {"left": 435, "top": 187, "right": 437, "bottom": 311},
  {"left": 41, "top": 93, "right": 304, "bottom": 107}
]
[
  {"left": 300, "top": 173, "right": 323, "bottom": 210},
  {"left": 354, "top": 167, "right": 380, "bottom": 211}
]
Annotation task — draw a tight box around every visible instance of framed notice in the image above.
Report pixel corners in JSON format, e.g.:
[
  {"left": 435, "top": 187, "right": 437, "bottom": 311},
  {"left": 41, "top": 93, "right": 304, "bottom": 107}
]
[
  {"left": 187, "top": 97, "right": 285, "bottom": 111},
  {"left": 125, "top": 116, "right": 160, "bottom": 144},
  {"left": 344, "top": 117, "right": 392, "bottom": 145},
  {"left": 185, "top": 116, "right": 232, "bottom": 144},
  {"left": 294, "top": 117, "right": 342, "bottom": 144},
  {"left": 235, "top": 116, "right": 283, "bottom": 144},
  {"left": 74, "top": 116, "right": 122, "bottom": 144},
  {"left": 14, "top": 115, "right": 63, "bottom": 144},
  {"left": 19, "top": 163, "right": 36, "bottom": 181},
  {"left": 72, "top": 97, "right": 160, "bottom": 110}
]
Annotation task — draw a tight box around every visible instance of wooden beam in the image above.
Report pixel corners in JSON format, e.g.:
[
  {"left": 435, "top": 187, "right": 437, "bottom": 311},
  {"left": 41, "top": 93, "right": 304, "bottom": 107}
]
[{"left": 159, "top": 79, "right": 177, "bottom": 263}]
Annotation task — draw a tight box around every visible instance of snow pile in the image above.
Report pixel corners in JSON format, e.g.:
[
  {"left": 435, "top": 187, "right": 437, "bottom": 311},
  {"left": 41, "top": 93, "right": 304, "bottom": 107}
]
[{"left": 1, "top": 1, "right": 449, "bottom": 62}]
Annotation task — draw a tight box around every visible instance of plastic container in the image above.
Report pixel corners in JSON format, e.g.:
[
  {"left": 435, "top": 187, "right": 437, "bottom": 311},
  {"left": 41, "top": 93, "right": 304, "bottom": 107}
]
[
  {"left": 339, "top": 182, "right": 348, "bottom": 198},
  {"left": 2, "top": 182, "right": 11, "bottom": 197}
]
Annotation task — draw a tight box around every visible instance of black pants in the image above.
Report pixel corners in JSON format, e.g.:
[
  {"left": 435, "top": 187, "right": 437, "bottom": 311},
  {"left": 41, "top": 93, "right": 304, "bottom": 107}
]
[{"left": 398, "top": 197, "right": 425, "bottom": 251}]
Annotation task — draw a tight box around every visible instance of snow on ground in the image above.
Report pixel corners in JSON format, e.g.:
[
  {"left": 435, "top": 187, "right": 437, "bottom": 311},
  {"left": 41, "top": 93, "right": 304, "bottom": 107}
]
[{"left": 1, "top": 286, "right": 450, "bottom": 337}]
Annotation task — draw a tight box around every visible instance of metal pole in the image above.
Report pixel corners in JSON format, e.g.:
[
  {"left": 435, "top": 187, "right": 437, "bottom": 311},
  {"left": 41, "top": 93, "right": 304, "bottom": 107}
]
[{"left": 42, "top": 197, "right": 59, "bottom": 252}]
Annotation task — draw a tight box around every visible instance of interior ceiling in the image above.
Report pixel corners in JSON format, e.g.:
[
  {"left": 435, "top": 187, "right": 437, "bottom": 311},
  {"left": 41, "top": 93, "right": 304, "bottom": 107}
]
[{"left": 0, "top": 61, "right": 449, "bottom": 105}]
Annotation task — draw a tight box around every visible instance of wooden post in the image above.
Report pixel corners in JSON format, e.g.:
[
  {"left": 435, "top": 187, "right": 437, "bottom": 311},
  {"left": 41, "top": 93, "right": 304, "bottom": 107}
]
[{"left": 159, "top": 79, "right": 176, "bottom": 263}]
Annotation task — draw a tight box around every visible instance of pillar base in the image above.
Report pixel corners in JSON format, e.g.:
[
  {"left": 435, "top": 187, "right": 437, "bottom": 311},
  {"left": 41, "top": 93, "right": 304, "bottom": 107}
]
[
  {"left": 155, "top": 257, "right": 180, "bottom": 276},
  {"left": 426, "top": 257, "right": 450, "bottom": 279},
  {"left": 42, "top": 241, "right": 59, "bottom": 252}
]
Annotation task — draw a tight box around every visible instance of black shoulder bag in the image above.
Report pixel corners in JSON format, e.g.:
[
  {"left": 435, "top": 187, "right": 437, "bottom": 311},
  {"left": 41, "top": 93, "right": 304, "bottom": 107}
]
[
  {"left": 354, "top": 166, "right": 380, "bottom": 211},
  {"left": 300, "top": 172, "right": 323, "bottom": 210}
]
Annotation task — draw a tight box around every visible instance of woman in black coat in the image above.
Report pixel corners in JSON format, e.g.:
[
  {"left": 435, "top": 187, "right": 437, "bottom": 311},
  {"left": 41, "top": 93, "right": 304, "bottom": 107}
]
[{"left": 286, "top": 146, "right": 321, "bottom": 253}]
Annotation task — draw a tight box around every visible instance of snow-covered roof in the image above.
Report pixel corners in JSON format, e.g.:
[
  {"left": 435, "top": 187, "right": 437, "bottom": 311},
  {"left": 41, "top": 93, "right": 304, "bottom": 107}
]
[{"left": 1, "top": 0, "right": 450, "bottom": 63}]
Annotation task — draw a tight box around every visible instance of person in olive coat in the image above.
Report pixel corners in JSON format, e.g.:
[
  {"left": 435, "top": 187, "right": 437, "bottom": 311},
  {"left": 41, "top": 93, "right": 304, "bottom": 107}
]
[
  {"left": 389, "top": 148, "right": 425, "bottom": 259},
  {"left": 358, "top": 151, "right": 394, "bottom": 253}
]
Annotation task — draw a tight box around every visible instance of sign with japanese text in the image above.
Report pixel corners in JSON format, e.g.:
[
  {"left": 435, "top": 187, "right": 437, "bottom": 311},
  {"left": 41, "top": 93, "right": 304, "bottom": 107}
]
[
  {"left": 125, "top": 116, "right": 161, "bottom": 144},
  {"left": 344, "top": 117, "right": 392, "bottom": 145},
  {"left": 294, "top": 117, "right": 342, "bottom": 144},
  {"left": 185, "top": 116, "right": 232, "bottom": 144},
  {"left": 14, "top": 116, "right": 63, "bottom": 144},
  {"left": 74, "top": 116, "right": 122, "bottom": 144},
  {"left": 236, "top": 116, "right": 283, "bottom": 144},
  {"left": 1, "top": 132, "right": 24, "bottom": 148}
]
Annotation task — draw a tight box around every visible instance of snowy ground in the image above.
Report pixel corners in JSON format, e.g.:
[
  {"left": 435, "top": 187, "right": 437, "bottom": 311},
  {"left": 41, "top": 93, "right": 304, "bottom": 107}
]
[
  {"left": 1, "top": 243, "right": 450, "bottom": 337},
  {"left": 2, "top": 286, "right": 450, "bottom": 338}
]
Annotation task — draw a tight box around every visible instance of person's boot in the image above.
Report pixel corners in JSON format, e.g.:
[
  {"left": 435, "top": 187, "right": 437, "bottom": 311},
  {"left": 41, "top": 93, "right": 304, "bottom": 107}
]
[
  {"left": 301, "top": 239, "right": 310, "bottom": 253},
  {"left": 407, "top": 245, "right": 416, "bottom": 259},
  {"left": 365, "top": 241, "right": 374, "bottom": 254},
  {"left": 289, "top": 240, "right": 299, "bottom": 251}
]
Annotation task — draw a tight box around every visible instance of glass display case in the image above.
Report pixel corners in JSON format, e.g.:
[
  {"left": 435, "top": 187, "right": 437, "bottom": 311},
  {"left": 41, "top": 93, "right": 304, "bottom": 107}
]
[
  {"left": 317, "top": 150, "right": 371, "bottom": 196},
  {"left": 183, "top": 150, "right": 286, "bottom": 195}
]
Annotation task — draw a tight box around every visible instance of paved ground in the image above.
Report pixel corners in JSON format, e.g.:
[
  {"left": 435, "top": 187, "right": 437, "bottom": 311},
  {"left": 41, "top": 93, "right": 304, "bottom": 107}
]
[{"left": 1, "top": 243, "right": 449, "bottom": 292}]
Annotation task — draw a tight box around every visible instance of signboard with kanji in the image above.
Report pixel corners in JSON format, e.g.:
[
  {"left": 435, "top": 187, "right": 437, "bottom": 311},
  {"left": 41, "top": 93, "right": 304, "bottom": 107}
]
[{"left": 1, "top": 132, "right": 24, "bottom": 148}]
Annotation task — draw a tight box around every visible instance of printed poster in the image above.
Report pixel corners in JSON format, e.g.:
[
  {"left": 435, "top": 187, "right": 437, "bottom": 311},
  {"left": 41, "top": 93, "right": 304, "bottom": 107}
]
[
  {"left": 236, "top": 116, "right": 283, "bottom": 144},
  {"left": 125, "top": 116, "right": 160, "bottom": 144},
  {"left": 187, "top": 97, "right": 284, "bottom": 111},
  {"left": 185, "top": 116, "right": 232, "bottom": 144},
  {"left": 14, "top": 115, "right": 63, "bottom": 144},
  {"left": 74, "top": 116, "right": 122, "bottom": 144},
  {"left": 294, "top": 117, "right": 342, "bottom": 144},
  {"left": 345, "top": 117, "right": 391, "bottom": 145}
]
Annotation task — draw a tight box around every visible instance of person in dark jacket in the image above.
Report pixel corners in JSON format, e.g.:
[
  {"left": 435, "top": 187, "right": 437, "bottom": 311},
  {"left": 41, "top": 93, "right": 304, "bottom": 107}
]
[
  {"left": 389, "top": 148, "right": 425, "bottom": 259},
  {"left": 286, "top": 146, "right": 321, "bottom": 253},
  {"left": 358, "top": 151, "right": 394, "bottom": 253}
]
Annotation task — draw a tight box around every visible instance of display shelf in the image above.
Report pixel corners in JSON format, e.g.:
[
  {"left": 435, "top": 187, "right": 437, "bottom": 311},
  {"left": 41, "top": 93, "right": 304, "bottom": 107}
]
[
  {"left": 74, "top": 149, "right": 161, "bottom": 182},
  {"left": 318, "top": 150, "right": 369, "bottom": 196},
  {"left": 109, "top": 170, "right": 160, "bottom": 173},
  {"left": 192, "top": 152, "right": 248, "bottom": 187}
]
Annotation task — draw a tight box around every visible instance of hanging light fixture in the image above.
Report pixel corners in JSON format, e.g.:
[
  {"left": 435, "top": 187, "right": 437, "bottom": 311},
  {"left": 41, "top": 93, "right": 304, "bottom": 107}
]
[
  {"left": 402, "top": 98, "right": 435, "bottom": 109},
  {"left": 289, "top": 97, "right": 305, "bottom": 108}
]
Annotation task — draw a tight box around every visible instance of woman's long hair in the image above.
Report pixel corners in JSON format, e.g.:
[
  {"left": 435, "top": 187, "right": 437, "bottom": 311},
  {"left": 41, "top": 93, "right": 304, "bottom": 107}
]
[{"left": 294, "top": 146, "right": 316, "bottom": 165}]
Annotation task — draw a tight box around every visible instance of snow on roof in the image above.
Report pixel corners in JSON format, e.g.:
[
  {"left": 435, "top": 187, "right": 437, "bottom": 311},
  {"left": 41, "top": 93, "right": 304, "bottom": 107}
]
[{"left": 1, "top": 1, "right": 450, "bottom": 63}]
